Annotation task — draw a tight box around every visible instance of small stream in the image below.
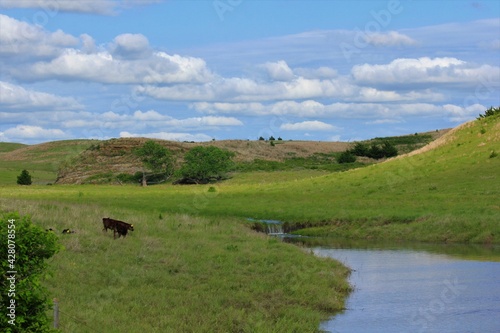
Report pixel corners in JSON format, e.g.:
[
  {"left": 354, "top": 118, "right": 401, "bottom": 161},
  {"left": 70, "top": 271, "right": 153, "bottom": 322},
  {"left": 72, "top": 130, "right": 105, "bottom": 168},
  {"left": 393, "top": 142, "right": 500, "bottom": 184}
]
[
  {"left": 252, "top": 219, "right": 500, "bottom": 332},
  {"left": 304, "top": 239, "right": 500, "bottom": 333}
]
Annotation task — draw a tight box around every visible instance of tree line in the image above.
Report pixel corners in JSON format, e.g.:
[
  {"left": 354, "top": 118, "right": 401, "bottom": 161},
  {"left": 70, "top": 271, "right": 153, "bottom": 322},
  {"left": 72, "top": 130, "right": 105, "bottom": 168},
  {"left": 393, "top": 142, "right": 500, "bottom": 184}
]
[{"left": 337, "top": 140, "right": 398, "bottom": 164}]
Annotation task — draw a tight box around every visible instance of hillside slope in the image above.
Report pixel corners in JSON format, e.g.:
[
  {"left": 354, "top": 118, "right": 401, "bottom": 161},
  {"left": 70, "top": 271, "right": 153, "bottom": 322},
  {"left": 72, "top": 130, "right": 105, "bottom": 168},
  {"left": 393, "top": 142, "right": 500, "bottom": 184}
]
[
  {"left": 55, "top": 129, "right": 448, "bottom": 184},
  {"left": 55, "top": 138, "right": 353, "bottom": 184},
  {"left": 0, "top": 140, "right": 96, "bottom": 184},
  {"left": 0, "top": 128, "right": 448, "bottom": 185},
  {"left": 256, "top": 115, "right": 500, "bottom": 242}
]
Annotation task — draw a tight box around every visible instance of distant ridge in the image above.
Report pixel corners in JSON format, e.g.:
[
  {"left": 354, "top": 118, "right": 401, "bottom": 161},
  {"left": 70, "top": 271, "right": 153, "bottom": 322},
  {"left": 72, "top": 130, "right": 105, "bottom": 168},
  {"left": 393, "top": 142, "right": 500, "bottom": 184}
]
[{"left": 0, "top": 129, "right": 450, "bottom": 185}]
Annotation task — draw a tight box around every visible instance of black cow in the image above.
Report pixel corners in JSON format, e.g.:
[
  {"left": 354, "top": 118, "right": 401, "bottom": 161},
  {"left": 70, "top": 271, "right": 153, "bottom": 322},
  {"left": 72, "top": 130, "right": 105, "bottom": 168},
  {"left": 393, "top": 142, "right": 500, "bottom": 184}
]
[{"left": 102, "top": 218, "right": 134, "bottom": 239}]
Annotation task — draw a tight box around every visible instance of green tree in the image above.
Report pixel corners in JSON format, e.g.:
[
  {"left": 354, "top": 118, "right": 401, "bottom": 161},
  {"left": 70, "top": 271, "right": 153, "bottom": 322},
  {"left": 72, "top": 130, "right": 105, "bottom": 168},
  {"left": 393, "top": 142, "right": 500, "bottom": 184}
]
[
  {"left": 477, "top": 106, "right": 500, "bottom": 119},
  {"left": 135, "top": 140, "right": 174, "bottom": 186},
  {"left": 367, "top": 143, "right": 385, "bottom": 159},
  {"left": 16, "top": 169, "right": 32, "bottom": 185},
  {"left": 177, "top": 146, "right": 235, "bottom": 184},
  {"left": 351, "top": 142, "right": 370, "bottom": 156},
  {"left": 380, "top": 141, "right": 398, "bottom": 158},
  {"left": 0, "top": 212, "right": 61, "bottom": 333},
  {"left": 337, "top": 150, "right": 357, "bottom": 164}
]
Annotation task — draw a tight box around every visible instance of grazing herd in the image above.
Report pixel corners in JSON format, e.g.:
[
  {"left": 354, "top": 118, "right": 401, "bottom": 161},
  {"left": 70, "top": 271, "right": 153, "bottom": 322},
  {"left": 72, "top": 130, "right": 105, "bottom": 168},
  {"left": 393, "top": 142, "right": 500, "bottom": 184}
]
[{"left": 46, "top": 218, "right": 135, "bottom": 240}]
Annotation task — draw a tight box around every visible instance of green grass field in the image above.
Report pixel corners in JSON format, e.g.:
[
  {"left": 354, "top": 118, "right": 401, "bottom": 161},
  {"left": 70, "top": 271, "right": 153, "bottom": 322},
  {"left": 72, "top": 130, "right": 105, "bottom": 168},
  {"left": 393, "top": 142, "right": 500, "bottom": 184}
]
[
  {"left": 1, "top": 200, "right": 350, "bottom": 332},
  {"left": 0, "top": 114, "right": 499, "bottom": 332}
]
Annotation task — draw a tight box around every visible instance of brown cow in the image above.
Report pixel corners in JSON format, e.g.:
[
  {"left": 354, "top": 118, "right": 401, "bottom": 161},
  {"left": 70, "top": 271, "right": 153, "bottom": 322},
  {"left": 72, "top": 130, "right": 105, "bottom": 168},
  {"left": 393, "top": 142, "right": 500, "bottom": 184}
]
[
  {"left": 102, "top": 218, "right": 134, "bottom": 239},
  {"left": 102, "top": 217, "right": 116, "bottom": 232},
  {"left": 114, "top": 222, "right": 131, "bottom": 239}
]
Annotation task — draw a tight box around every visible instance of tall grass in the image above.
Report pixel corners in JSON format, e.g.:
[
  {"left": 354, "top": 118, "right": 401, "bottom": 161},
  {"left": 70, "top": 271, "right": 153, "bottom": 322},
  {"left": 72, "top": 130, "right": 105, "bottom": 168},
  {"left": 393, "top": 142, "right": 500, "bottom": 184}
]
[{"left": 1, "top": 199, "right": 350, "bottom": 332}]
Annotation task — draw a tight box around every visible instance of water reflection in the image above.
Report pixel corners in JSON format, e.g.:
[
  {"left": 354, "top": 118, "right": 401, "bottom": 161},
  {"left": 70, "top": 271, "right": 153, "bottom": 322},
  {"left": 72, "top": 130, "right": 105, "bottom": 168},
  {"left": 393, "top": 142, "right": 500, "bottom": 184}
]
[
  {"left": 288, "top": 238, "right": 500, "bottom": 333},
  {"left": 287, "top": 237, "right": 500, "bottom": 262}
]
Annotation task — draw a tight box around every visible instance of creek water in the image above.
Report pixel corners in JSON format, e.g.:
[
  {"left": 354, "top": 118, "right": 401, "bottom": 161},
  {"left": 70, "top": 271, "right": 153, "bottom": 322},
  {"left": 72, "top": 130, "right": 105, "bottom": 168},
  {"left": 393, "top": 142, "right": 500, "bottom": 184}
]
[{"left": 291, "top": 239, "right": 500, "bottom": 333}]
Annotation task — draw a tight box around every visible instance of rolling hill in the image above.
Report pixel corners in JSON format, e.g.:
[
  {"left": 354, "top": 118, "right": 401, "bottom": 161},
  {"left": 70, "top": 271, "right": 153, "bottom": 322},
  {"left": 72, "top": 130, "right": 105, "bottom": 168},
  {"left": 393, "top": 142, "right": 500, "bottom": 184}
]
[
  {"left": 1, "top": 128, "right": 448, "bottom": 185},
  {"left": 0, "top": 140, "right": 96, "bottom": 185}
]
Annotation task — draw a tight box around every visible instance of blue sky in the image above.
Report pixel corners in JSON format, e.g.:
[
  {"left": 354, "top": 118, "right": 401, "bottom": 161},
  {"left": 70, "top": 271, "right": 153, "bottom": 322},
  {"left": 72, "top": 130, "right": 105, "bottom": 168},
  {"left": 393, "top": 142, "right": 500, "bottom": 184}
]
[{"left": 0, "top": 0, "right": 499, "bottom": 144}]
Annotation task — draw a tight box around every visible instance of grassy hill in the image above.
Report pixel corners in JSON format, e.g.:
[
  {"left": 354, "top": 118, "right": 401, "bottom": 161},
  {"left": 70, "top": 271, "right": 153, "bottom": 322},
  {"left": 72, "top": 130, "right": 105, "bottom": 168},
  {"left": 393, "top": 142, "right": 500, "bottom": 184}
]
[
  {"left": 55, "top": 138, "right": 355, "bottom": 184},
  {"left": 5, "top": 116, "right": 495, "bottom": 243},
  {"left": 0, "top": 129, "right": 447, "bottom": 185},
  {"left": 0, "top": 142, "right": 27, "bottom": 152},
  {"left": 0, "top": 140, "right": 97, "bottom": 185}
]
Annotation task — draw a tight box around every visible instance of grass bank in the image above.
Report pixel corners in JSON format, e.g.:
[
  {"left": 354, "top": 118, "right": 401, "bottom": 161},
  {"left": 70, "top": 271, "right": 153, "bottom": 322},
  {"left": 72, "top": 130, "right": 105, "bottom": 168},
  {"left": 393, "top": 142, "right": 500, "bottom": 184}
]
[{"left": 1, "top": 200, "right": 350, "bottom": 332}]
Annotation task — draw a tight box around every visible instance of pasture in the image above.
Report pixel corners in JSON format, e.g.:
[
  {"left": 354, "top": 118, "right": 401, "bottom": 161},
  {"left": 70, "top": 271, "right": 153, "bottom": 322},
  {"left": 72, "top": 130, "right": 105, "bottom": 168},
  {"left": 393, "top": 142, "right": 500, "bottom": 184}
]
[
  {"left": 0, "top": 114, "right": 499, "bottom": 331},
  {"left": 1, "top": 199, "right": 350, "bottom": 332}
]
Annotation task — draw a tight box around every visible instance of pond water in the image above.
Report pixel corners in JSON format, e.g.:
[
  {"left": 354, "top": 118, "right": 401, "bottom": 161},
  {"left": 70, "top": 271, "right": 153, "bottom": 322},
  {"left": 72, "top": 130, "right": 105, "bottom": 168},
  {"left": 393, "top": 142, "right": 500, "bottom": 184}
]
[{"left": 297, "top": 239, "right": 500, "bottom": 333}]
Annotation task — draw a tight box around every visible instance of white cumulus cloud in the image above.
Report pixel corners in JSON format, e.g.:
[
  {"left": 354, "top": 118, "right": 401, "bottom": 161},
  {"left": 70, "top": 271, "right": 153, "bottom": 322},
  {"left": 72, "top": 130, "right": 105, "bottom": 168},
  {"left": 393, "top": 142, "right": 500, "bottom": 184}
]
[
  {"left": 0, "top": 81, "right": 83, "bottom": 110},
  {"left": 280, "top": 121, "right": 336, "bottom": 131},
  {"left": 0, "top": 0, "right": 162, "bottom": 15},
  {"left": 352, "top": 57, "right": 500, "bottom": 86},
  {"left": 110, "top": 33, "right": 151, "bottom": 60},
  {"left": 363, "top": 31, "right": 417, "bottom": 47},
  {"left": 120, "top": 131, "right": 213, "bottom": 142},
  {"left": 56, "top": 110, "right": 243, "bottom": 132},
  {"left": 0, "top": 14, "right": 78, "bottom": 58},
  {"left": 1, "top": 125, "right": 68, "bottom": 141},
  {"left": 261, "top": 60, "right": 295, "bottom": 81},
  {"left": 20, "top": 49, "right": 214, "bottom": 84}
]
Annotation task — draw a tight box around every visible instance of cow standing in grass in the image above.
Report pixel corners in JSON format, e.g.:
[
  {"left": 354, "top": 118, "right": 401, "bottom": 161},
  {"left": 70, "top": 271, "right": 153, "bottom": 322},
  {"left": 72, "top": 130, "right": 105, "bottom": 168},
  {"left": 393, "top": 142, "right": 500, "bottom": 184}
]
[
  {"left": 102, "top": 217, "right": 134, "bottom": 239},
  {"left": 102, "top": 217, "right": 115, "bottom": 232}
]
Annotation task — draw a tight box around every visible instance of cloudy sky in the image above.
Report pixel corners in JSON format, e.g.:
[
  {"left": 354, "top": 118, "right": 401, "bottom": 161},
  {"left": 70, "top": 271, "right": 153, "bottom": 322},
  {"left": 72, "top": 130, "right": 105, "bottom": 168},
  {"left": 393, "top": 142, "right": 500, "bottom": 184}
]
[{"left": 0, "top": 0, "right": 499, "bottom": 144}]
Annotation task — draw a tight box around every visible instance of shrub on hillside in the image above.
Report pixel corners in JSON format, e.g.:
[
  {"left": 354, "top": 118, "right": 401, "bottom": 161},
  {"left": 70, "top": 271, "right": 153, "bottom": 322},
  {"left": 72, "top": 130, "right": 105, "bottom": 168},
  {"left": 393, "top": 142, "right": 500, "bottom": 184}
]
[
  {"left": 337, "top": 151, "right": 357, "bottom": 164},
  {"left": 477, "top": 106, "right": 500, "bottom": 119},
  {"left": 116, "top": 172, "right": 143, "bottom": 184},
  {"left": 351, "top": 142, "right": 370, "bottom": 156},
  {"left": 349, "top": 141, "right": 398, "bottom": 160},
  {"left": 16, "top": 169, "right": 32, "bottom": 185},
  {"left": 380, "top": 141, "right": 398, "bottom": 158}
]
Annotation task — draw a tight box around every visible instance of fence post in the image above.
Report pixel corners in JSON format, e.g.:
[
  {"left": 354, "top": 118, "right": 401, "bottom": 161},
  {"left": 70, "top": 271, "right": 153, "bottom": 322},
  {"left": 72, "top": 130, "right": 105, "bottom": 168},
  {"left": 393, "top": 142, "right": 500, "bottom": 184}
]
[{"left": 53, "top": 298, "right": 59, "bottom": 329}]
